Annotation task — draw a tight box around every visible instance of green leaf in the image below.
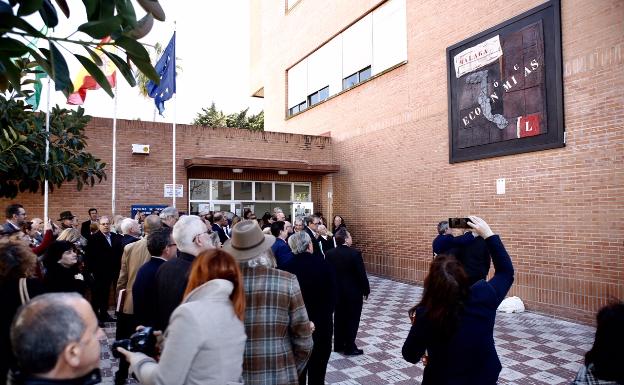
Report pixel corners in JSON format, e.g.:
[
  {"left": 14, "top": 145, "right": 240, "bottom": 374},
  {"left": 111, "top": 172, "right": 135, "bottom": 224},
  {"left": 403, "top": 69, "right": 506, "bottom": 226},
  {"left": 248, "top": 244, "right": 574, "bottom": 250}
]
[
  {"left": 0, "top": 14, "right": 46, "bottom": 37},
  {"left": 82, "top": 0, "right": 98, "bottom": 21},
  {"left": 17, "top": 0, "right": 44, "bottom": 16},
  {"left": 53, "top": 0, "right": 70, "bottom": 18},
  {"left": 115, "top": 0, "right": 137, "bottom": 28},
  {"left": 26, "top": 46, "right": 52, "bottom": 76},
  {"left": 102, "top": 50, "right": 135, "bottom": 86},
  {"left": 18, "top": 144, "right": 33, "bottom": 154},
  {"left": 84, "top": 46, "right": 103, "bottom": 66},
  {"left": 0, "top": 37, "right": 29, "bottom": 57},
  {"left": 114, "top": 36, "right": 149, "bottom": 60},
  {"left": 73, "top": 54, "right": 113, "bottom": 97},
  {"left": 100, "top": 0, "right": 114, "bottom": 19},
  {"left": 128, "top": 56, "right": 158, "bottom": 84},
  {"left": 39, "top": 0, "right": 58, "bottom": 28},
  {"left": 0, "top": 57, "right": 22, "bottom": 92},
  {"left": 78, "top": 16, "right": 123, "bottom": 39},
  {"left": 44, "top": 43, "right": 72, "bottom": 92}
]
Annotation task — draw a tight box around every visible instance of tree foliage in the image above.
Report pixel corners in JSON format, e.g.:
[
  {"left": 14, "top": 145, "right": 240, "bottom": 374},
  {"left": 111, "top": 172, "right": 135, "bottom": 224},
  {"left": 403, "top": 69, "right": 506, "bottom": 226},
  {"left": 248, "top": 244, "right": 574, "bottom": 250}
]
[
  {"left": 0, "top": 0, "right": 166, "bottom": 98},
  {"left": 193, "top": 102, "right": 264, "bottom": 131},
  {"left": 0, "top": 95, "right": 106, "bottom": 199}
]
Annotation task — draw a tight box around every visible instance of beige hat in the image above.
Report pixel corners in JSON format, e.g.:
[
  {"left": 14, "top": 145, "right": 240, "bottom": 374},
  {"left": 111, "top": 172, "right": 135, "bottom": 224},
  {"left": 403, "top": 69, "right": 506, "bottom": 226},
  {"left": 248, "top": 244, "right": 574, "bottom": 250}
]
[{"left": 223, "top": 220, "right": 275, "bottom": 262}]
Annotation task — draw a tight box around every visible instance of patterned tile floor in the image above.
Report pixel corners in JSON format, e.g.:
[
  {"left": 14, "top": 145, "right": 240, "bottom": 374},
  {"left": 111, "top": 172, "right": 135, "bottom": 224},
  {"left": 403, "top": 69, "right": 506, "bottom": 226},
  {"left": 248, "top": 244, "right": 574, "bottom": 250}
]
[{"left": 98, "top": 275, "right": 595, "bottom": 384}]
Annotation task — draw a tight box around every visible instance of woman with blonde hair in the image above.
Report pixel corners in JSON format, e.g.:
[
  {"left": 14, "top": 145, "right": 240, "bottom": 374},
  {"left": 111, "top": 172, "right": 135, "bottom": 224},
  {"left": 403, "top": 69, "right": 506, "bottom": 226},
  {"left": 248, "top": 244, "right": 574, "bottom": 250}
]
[{"left": 118, "top": 249, "right": 246, "bottom": 385}]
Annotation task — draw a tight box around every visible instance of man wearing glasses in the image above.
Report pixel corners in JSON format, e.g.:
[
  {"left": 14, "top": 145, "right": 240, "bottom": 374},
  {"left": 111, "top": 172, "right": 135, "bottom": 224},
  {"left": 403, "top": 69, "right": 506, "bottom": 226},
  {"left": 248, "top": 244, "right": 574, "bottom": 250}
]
[
  {"left": 155, "top": 215, "right": 216, "bottom": 331},
  {"left": 3, "top": 203, "right": 27, "bottom": 234},
  {"left": 304, "top": 215, "right": 324, "bottom": 258}
]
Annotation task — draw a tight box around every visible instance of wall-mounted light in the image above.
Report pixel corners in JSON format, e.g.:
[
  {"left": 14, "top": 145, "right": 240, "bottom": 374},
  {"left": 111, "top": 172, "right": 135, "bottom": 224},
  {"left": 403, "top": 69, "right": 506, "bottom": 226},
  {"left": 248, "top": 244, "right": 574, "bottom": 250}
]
[
  {"left": 278, "top": 170, "right": 288, "bottom": 175},
  {"left": 232, "top": 168, "right": 243, "bottom": 173}
]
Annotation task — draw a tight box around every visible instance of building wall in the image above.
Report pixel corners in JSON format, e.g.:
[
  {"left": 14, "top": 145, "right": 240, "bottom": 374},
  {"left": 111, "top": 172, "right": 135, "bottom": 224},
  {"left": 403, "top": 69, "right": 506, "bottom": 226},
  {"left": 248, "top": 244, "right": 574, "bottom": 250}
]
[
  {"left": 253, "top": 0, "right": 624, "bottom": 323},
  {"left": 0, "top": 118, "right": 334, "bottom": 223}
]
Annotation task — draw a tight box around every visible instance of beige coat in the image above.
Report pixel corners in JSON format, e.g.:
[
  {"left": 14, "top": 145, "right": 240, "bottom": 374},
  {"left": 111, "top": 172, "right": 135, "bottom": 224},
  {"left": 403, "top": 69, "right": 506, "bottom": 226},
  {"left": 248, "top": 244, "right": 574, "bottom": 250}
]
[{"left": 116, "top": 238, "right": 151, "bottom": 314}]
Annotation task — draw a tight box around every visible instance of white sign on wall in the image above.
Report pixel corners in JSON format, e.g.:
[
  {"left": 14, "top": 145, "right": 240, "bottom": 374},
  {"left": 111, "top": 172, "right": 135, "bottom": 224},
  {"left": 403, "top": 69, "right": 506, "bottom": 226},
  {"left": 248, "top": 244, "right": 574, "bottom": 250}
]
[{"left": 164, "top": 184, "right": 183, "bottom": 198}]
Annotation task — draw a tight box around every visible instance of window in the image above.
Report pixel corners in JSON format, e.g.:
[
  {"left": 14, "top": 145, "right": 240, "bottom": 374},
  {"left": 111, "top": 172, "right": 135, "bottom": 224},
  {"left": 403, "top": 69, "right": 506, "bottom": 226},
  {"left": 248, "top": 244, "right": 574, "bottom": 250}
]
[
  {"left": 189, "top": 180, "right": 210, "bottom": 200},
  {"left": 288, "top": 101, "right": 307, "bottom": 116},
  {"left": 294, "top": 184, "right": 311, "bottom": 201},
  {"left": 275, "top": 183, "right": 292, "bottom": 200},
  {"left": 342, "top": 66, "right": 371, "bottom": 90},
  {"left": 234, "top": 181, "right": 252, "bottom": 200},
  {"left": 307, "top": 86, "right": 329, "bottom": 107},
  {"left": 211, "top": 181, "right": 232, "bottom": 200},
  {"left": 286, "top": 0, "right": 407, "bottom": 117},
  {"left": 255, "top": 182, "right": 273, "bottom": 200}
]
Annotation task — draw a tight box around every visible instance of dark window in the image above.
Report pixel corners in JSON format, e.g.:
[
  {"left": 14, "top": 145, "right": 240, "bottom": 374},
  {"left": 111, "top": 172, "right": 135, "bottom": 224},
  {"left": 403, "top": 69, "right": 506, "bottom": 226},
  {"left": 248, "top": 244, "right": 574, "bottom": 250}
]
[
  {"left": 359, "top": 66, "right": 371, "bottom": 82},
  {"left": 288, "top": 101, "right": 308, "bottom": 117},
  {"left": 307, "top": 86, "right": 330, "bottom": 108},
  {"left": 343, "top": 73, "right": 358, "bottom": 90},
  {"left": 343, "top": 66, "right": 372, "bottom": 90}
]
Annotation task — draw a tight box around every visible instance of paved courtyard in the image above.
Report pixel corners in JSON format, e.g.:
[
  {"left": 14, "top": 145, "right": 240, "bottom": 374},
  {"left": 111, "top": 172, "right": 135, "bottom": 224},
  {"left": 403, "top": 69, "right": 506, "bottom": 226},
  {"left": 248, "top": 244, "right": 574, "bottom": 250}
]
[{"left": 99, "top": 275, "right": 595, "bottom": 384}]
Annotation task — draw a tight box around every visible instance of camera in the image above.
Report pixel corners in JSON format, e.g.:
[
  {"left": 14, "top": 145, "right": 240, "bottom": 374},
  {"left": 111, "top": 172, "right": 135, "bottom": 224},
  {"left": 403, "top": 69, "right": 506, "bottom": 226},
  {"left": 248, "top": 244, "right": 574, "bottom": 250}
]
[
  {"left": 111, "top": 327, "right": 156, "bottom": 359},
  {"left": 448, "top": 217, "right": 472, "bottom": 229}
]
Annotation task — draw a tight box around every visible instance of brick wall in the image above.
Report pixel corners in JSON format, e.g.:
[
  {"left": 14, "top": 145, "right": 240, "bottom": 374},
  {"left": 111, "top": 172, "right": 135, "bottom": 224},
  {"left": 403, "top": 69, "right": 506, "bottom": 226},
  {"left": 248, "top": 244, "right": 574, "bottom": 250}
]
[
  {"left": 0, "top": 118, "right": 334, "bottom": 223},
  {"left": 255, "top": 0, "right": 624, "bottom": 323}
]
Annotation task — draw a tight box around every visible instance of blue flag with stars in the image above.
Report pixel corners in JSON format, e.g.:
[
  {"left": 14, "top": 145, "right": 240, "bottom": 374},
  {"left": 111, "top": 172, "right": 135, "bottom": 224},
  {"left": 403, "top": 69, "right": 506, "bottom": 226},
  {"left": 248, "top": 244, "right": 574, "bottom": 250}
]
[{"left": 148, "top": 32, "right": 176, "bottom": 116}]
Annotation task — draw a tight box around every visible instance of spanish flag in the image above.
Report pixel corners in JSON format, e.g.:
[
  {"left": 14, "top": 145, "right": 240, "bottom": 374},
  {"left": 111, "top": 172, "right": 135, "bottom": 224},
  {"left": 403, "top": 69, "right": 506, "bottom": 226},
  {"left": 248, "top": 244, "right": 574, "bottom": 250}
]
[{"left": 67, "top": 37, "right": 117, "bottom": 105}]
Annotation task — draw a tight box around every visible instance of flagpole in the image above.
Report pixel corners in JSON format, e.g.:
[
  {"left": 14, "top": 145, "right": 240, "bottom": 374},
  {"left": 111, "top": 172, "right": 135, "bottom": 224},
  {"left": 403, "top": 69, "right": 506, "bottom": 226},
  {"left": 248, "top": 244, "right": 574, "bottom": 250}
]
[
  {"left": 43, "top": 78, "right": 51, "bottom": 224},
  {"left": 172, "top": 22, "right": 177, "bottom": 208},
  {"left": 112, "top": 81, "right": 118, "bottom": 216}
]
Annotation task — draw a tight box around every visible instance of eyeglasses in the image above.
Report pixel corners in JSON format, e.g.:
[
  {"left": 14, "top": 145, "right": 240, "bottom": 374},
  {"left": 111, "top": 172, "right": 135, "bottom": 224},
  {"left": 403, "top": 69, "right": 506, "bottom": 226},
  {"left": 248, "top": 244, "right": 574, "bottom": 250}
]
[
  {"left": 193, "top": 230, "right": 212, "bottom": 242},
  {"left": 167, "top": 243, "right": 177, "bottom": 247}
]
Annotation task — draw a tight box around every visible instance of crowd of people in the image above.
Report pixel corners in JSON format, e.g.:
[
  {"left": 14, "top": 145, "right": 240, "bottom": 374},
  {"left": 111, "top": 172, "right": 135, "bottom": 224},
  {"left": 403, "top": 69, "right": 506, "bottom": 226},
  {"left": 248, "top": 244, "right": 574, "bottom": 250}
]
[{"left": 1, "top": 203, "right": 622, "bottom": 385}]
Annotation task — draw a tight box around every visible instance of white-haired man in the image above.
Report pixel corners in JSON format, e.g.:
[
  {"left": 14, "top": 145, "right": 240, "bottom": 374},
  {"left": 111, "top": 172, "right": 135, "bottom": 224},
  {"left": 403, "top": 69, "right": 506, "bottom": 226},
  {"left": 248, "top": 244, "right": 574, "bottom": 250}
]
[
  {"left": 155, "top": 215, "right": 215, "bottom": 330},
  {"left": 119, "top": 218, "right": 141, "bottom": 248},
  {"left": 159, "top": 207, "right": 179, "bottom": 228}
]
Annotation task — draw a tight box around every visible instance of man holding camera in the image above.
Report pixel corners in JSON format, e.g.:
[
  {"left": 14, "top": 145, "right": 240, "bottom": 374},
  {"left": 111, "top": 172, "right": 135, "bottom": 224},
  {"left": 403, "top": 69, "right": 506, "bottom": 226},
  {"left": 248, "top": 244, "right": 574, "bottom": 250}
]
[
  {"left": 432, "top": 220, "right": 475, "bottom": 256},
  {"left": 9, "top": 293, "right": 104, "bottom": 385}
]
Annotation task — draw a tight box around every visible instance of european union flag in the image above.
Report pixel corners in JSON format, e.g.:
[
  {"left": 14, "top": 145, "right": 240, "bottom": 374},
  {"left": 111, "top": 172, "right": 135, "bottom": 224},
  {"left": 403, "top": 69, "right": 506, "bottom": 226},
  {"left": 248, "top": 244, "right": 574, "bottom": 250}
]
[{"left": 148, "top": 32, "right": 176, "bottom": 116}]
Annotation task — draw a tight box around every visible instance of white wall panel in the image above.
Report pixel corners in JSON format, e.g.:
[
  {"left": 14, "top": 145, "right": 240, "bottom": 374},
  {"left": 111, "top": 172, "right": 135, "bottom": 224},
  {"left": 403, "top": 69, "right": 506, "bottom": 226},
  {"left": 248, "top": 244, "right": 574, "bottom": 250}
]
[
  {"left": 342, "top": 14, "right": 372, "bottom": 78},
  {"left": 287, "top": 59, "right": 307, "bottom": 108},
  {"left": 372, "top": 0, "right": 407, "bottom": 75},
  {"left": 307, "top": 36, "right": 342, "bottom": 96}
]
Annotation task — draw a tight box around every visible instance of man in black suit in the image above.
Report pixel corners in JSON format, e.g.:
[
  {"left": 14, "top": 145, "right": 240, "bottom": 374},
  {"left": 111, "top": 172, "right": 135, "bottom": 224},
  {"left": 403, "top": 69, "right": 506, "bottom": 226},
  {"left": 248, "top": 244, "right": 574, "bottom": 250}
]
[
  {"left": 119, "top": 218, "right": 141, "bottom": 248},
  {"left": 85, "top": 216, "right": 123, "bottom": 324},
  {"left": 325, "top": 228, "right": 370, "bottom": 356},
  {"left": 80, "top": 208, "right": 98, "bottom": 239},
  {"left": 284, "top": 231, "right": 336, "bottom": 385},
  {"left": 456, "top": 235, "right": 492, "bottom": 286},
  {"left": 211, "top": 212, "right": 229, "bottom": 245},
  {"left": 2, "top": 203, "right": 26, "bottom": 235},
  {"left": 304, "top": 214, "right": 324, "bottom": 258}
]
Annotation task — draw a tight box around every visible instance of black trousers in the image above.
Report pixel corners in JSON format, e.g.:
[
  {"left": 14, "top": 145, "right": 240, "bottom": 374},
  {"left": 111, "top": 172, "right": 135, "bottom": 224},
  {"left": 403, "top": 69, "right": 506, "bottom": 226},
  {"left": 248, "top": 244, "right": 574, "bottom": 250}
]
[
  {"left": 114, "top": 313, "right": 137, "bottom": 382},
  {"left": 91, "top": 274, "right": 113, "bottom": 319},
  {"left": 333, "top": 296, "right": 363, "bottom": 352},
  {"left": 299, "top": 321, "right": 332, "bottom": 385}
]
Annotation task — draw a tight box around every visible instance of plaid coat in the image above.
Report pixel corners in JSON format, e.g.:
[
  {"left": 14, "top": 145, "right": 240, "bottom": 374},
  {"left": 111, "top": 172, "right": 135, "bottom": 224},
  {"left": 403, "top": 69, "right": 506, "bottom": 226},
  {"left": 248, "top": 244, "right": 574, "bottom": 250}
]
[{"left": 240, "top": 264, "right": 313, "bottom": 385}]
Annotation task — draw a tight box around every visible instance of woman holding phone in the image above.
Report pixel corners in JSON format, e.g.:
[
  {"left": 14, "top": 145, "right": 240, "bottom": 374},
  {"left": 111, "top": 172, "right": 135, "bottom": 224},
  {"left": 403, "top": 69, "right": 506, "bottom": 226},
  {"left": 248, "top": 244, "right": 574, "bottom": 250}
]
[{"left": 402, "top": 216, "right": 514, "bottom": 385}]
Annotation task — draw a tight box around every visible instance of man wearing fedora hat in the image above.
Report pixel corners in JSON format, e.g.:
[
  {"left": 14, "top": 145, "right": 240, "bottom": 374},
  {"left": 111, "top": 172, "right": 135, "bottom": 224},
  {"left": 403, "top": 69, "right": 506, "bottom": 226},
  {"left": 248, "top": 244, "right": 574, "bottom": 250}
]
[
  {"left": 223, "top": 220, "right": 313, "bottom": 385},
  {"left": 58, "top": 211, "right": 78, "bottom": 230}
]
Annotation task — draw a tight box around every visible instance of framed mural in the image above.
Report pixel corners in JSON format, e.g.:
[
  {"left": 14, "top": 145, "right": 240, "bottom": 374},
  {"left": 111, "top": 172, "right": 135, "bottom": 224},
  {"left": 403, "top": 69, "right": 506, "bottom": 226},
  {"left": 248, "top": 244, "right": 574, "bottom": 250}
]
[{"left": 447, "top": 0, "right": 564, "bottom": 163}]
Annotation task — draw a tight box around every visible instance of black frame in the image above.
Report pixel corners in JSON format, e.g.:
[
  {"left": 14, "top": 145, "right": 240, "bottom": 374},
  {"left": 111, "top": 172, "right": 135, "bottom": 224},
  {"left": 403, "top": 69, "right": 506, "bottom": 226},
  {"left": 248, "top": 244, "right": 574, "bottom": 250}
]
[{"left": 447, "top": 0, "right": 564, "bottom": 163}]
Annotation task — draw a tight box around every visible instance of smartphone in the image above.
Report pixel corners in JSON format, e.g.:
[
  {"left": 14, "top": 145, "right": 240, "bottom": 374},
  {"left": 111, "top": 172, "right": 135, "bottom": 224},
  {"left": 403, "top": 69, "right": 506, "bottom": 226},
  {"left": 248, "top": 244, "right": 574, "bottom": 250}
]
[{"left": 448, "top": 217, "right": 471, "bottom": 228}]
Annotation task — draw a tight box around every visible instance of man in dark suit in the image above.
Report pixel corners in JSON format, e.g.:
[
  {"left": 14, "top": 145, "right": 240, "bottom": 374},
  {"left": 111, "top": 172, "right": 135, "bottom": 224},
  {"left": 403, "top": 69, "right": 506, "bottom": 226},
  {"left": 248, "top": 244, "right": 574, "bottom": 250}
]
[
  {"left": 211, "top": 212, "right": 229, "bottom": 245},
  {"left": 270, "top": 221, "right": 294, "bottom": 269},
  {"left": 456, "top": 235, "right": 492, "bottom": 286},
  {"left": 155, "top": 215, "right": 214, "bottom": 330},
  {"left": 80, "top": 208, "right": 98, "bottom": 239},
  {"left": 2, "top": 203, "right": 26, "bottom": 235},
  {"left": 133, "top": 227, "right": 176, "bottom": 328},
  {"left": 85, "top": 216, "right": 123, "bottom": 324},
  {"left": 325, "top": 228, "right": 370, "bottom": 356},
  {"left": 304, "top": 214, "right": 324, "bottom": 258},
  {"left": 284, "top": 231, "right": 336, "bottom": 385}
]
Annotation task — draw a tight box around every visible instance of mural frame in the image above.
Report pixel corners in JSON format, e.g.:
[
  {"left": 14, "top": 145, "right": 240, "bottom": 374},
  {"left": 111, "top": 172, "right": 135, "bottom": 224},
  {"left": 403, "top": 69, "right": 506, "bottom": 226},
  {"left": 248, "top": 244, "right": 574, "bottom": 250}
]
[{"left": 447, "top": 0, "right": 564, "bottom": 163}]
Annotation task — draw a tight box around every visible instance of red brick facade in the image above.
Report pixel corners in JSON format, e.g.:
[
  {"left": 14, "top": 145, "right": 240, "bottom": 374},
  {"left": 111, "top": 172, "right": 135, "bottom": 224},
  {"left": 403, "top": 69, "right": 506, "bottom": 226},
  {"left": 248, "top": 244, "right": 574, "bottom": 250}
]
[
  {"left": 250, "top": 0, "right": 624, "bottom": 323},
  {"left": 1, "top": 118, "right": 335, "bottom": 224}
]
